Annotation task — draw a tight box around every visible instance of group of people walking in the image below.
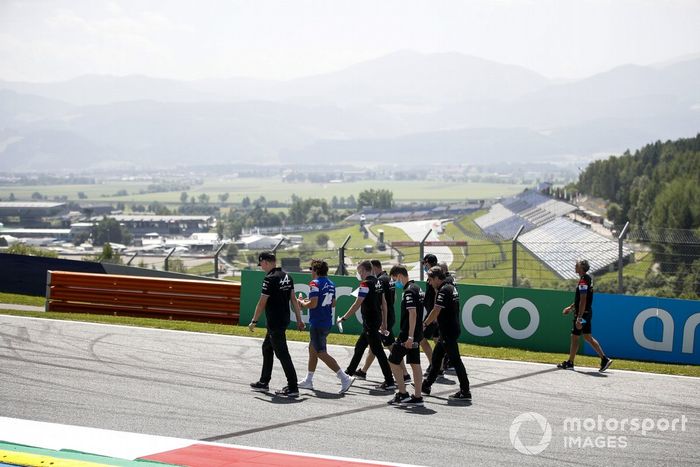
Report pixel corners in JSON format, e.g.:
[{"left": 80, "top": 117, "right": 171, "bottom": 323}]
[
  {"left": 247, "top": 251, "right": 612, "bottom": 407},
  {"left": 247, "top": 251, "right": 471, "bottom": 407}
]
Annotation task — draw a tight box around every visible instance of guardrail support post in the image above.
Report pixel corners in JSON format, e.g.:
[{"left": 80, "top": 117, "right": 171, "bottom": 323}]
[
  {"left": 618, "top": 221, "right": 630, "bottom": 294},
  {"left": 164, "top": 247, "right": 176, "bottom": 272},
  {"left": 336, "top": 235, "right": 351, "bottom": 275},
  {"left": 512, "top": 225, "right": 525, "bottom": 288},
  {"left": 214, "top": 243, "right": 227, "bottom": 278},
  {"left": 419, "top": 229, "right": 432, "bottom": 282},
  {"left": 127, "top": 252, "right": 138, "bottom": 265}
]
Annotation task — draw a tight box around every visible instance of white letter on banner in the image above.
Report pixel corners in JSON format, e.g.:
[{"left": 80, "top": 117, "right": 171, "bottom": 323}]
[
  {"left": 682, "top": 313, "right": 700, "bottom": 354},
  {"left": 499, "top": 298, "right": 539, "bottom": 340},
  {"left": 462, "top": 295, "right": 494, "bottom": 337},
  {"left": 633, "top": 308, "right": 673, "bottom": 352},
  {"left": 335, "top": 286, "right": 362, "bottom": 325}
]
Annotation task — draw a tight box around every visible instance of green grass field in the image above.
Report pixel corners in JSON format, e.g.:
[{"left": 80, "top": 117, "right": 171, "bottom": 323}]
[
  {"left": 0, "top": 178, "right": 528, "bottom": 204},
  {"left": 0, "top": 307, "right": 696, "bottom": 377}
]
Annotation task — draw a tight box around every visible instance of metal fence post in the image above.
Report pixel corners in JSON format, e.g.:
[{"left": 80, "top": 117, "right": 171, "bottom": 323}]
[
  {"left": 618, "top": 222, "right": 630, "bottom": 294},
  {"left": 126, "top": 252, "right": 138, "bottom": 265},
  {"left": 272, "top": 238, "right": 285, "bottom": 253},
  {"left": 419, "top": 229, "right": 432, "bottom": 282},
  {"left": 336, "top": 235, "right": 351, "bottom": 275},
  {"left": 512, "top": 225, "right": 525, "bottom": 288},
  {"left": 164, "top": 247, "right": 176, "bottom": 271},
  {"left": 214, "top": 243, "right": 227, "bottom": 278}
]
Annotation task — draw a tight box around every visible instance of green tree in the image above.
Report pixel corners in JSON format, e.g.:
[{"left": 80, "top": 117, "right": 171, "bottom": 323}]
[
  {"left": 225, "top": 243, "right": 239, "bottom": 262},
  {"left": 180, "top": 192, "right": 189, "bottom": 203},
  {"left": 316, "top": 233, "right": 330, "bottom": 248},
  {"left": 606, "top": 202, "right": 623, "bottom": 225},
  {"left": 78, "top": 191, "right": 88, "bottom": 199},
  {"left": 92, "top": 217, "right": 132, "bottom": 246},
  {"left": 98, "top": 243, "right": 121, "bottom": 264},
  {"left": 6, "top": 244, "right": 58, "bottom": 257},
  {"left": 218, "top": 193, "right": 230, "bottom": 204},
  {"left": 358, "top": 189, "right": 393, "bottom": 209}
]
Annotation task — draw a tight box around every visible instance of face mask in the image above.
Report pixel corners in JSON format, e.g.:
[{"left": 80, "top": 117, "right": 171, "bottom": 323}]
[
  {"left": 394, "top": 280, "right": 404, "bottom": 290},
  {"left": 423, "top": 266, "right": 429, "bottom": 273},
  {"left": 356, "top": 272, "right": 362, "bottom": 280}
]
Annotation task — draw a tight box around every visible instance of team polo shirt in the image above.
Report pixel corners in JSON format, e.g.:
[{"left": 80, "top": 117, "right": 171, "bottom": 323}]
[
  {"left": 574, "top": 273, "right": 594, "bottom": 313},
  {"left": 377, "top": 271, "right": 396, "bottom": 328},
  {"left": 358, "top": 274, "right": 383, "bottom": 330},
  {"left": 308, "top": 276, "right": 335, "bottom": 328},
  {"left": 398, "top": 281, "right": 424, "bottom": 342},
  {"left": 261, "top": 267, "right": 294, "bottom": 330},
  {"left": 434, "top": 281, "right": 461, "bottom": 339}
]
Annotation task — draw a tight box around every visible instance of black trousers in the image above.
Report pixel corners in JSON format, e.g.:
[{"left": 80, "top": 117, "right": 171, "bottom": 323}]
[
  {"left": 259, "top": 328, "right": 298, "bottom": 390},
  {"left": 346, "top": 329, "right": 394, "bottom": 384},
  {"left": 425, "top": 337, "right": 470, "bottom": 392}
]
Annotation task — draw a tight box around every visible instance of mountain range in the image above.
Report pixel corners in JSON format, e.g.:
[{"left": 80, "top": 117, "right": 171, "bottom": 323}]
[{"left": 0, "top": 50, "right": 698, "bottom": 171}]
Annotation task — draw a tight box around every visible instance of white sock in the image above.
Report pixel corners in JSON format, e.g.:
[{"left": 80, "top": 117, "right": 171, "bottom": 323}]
[
  {"left": 336, "top": 369, "right": 348, "bottom": 381},
  {"left": 305, "top": 371, "right": 314, "bottom": 382}
]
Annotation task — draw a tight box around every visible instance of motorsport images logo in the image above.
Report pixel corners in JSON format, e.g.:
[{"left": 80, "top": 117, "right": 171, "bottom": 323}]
[{"left": 509, "top": 412, "right": 552, "bottom": 455}]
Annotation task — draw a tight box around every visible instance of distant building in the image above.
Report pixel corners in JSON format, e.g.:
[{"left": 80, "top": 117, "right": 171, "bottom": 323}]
[
  {"left": 90, "top": 214, "right": 214, "bottom": 237},
  {"left": 0, "top": 202, "right": 68, "bottom": 227},
  {"left": 237, "top": 234, "right": 285, "bottom": 250}
]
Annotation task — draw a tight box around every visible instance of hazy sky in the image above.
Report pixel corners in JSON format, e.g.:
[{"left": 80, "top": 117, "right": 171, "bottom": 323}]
[{"left": 1, "top": 0, "right": 699, "bottom": 82}]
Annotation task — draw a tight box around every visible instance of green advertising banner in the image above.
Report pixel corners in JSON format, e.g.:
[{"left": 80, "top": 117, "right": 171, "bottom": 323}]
[{"left": 240, "top": 270, "right": 576, "bottom": 353}]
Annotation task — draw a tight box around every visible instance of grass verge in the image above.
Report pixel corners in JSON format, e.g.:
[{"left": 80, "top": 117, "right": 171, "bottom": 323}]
[{"left": 1, "top": 309, "right": 697, "bottom": 377}]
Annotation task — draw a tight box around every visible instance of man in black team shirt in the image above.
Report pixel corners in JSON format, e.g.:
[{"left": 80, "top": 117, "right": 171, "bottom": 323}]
[
  {"left": 248, "top": 251, "right": 305, "bottom": 397},
  {"left": 558, "top": 259, "right": 613, "bottom": 372},
  {"left": 338, "top": 260, "right": 396, "bottom": 391},
  {"left": 387, "top": 265, "right": 425, "bottom": 406},
  {"left": 354, "top": 259, "right": 410, "bottom": 383},
  {"left": 422, "top": 266, "right": 471, "bottom": 401},
  {"left": 420, "top": 254, "right": 441, "bottom": 376}
]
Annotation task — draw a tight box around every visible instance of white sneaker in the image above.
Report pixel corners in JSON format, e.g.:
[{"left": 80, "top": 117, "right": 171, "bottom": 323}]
[
  {"left": 339, "top": 376, "right": 356, "bottom": 394},
  {"left": 298, "top": 379, "right": 314, "bottom": 390}
]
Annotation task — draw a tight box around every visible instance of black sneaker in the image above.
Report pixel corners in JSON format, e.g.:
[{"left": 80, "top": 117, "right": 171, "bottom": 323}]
[
  {"left": 423, "top": 365, "right": 432, "bottom": 377},
  {"left": 275, "top": 386, "right": 299, "bottom": 398},
  {"left": 599, "top": 357, "right": 613, "bottom": 373},
  {"left": 401, "top": 395, "right": 424, "bottom": 407},
  {"left": 557, "top": 360, "right": 575, "bottom": 370},
  {"left": 354, "top": 369, "right": 367, "bottom": 380},
  {"left": 403, "top": 374, "right": 412, "bottom": 383},
  {"left": 379, "top": 382, "right": 397, "bottom": 391},
  {"left": 421, "top": 384, "right": 431, "bottom": 395},
  {"left": 448, "top": 390, "right": 472, "bottom": 401},
  {"left": 388, "top": 392, "right": 410, "bottom": 405},
  {"left": 250, "top": 381, "right": 269, "bottom": 392}
]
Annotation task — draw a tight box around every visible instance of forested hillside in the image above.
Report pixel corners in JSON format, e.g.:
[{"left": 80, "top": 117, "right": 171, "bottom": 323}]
[
  {"left": 577, "top": 134, "right": 700, "bottom": 297},
  {"left": 578, "top": 134, "right": 700, "bottom": 229}
]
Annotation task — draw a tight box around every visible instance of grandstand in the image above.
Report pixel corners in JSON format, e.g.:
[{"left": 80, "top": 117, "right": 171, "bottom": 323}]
[
  {"left": 474, "top": 189, "right": 576, "bottom": 239},
  {"left": 474, "top": 190, "right": 627, "bottom": 279},
  {"left": 519, "top": 217, "right": 634, "bottom": 279}
]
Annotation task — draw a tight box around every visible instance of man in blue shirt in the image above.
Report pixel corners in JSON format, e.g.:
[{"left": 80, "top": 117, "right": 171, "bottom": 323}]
[{"left": 297, "top": 259, "right": 355, "bottom": 394}]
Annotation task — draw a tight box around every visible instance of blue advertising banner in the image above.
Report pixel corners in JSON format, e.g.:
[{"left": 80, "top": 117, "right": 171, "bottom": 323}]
[{"left": 583, "top": 294, "right": 700, "bottom": 365}]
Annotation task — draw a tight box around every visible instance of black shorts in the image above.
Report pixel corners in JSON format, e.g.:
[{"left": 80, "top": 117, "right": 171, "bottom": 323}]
[
  {"left": 388, "top": 342, "right": 421, "bottom": 365},
  {"left": 423, "top": 322, "right": 440, "bottom": 340},
  {"left": 571, "top": 313, "right": 592, "bottom": 336}
]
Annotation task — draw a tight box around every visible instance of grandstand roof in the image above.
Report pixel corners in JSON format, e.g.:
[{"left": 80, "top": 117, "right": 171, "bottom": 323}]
[{"left": 519, "top": 217, "right": 633, "bottom": 280}]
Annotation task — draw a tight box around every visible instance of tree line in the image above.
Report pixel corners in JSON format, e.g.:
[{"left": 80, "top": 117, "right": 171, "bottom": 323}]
[{"left": 576, "top": 134, "right": 700, "bottom": 297}]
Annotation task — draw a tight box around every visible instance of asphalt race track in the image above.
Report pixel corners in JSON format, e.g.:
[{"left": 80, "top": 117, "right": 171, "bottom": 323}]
[{"left": 1, "top": 315, "right": 698, "bottom": 466}]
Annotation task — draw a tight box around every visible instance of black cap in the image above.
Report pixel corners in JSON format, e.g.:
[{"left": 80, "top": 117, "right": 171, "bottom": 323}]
[
  {"left": 258, "top": 251, "right": 276, "bottom": 265},
  {"left": 422, "top": 253, "right": 437, "bottom": 265}
]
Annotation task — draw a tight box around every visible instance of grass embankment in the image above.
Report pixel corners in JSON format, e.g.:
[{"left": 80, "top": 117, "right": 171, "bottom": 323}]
[{"left": 1, "top": 303, "right": 697, "bottom": 377}]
